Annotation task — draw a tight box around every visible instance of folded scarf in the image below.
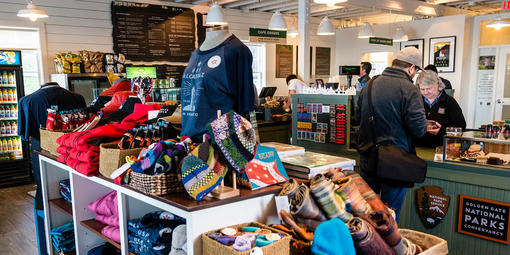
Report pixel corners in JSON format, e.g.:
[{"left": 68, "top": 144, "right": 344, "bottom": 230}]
[
  {"left": 279, "top": 178, "right": 300, "bottom": 198},
  {"left": 291, "top": 184, "right": 327, "bottom": 221},
  {"left": 49, "top": 222, "right": 75, "bottom": 253},
  {"left": 324, "top": 168, "right": 346, "bottom": 183},
  {"left": 58, "top": 154, "right": 99, "bottom": 176},
  {"left": 368, "top": 210, "right": 404, "bottom": 254},
  {"left": 336, "top": 177, "right": 372, "bottom": 215},
  {"left": 310, "top": 174, "right": 352, "bottom": 222},
  {"left": 342, "top": 171, "right": 385, "bottom": 211},
  {"left": 102, "top": 225, "right": 120, "bottom": 243},
  {"left": 57, "top": 146, "right": 99, "bottom": 162},
  {"left": 348, "top": 217, "right": 393, "bottom": 255}
]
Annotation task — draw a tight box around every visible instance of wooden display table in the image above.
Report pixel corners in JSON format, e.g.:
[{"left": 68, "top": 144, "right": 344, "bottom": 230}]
[{"left": 37, "top": 151, "right": 281, "bottom": 255}]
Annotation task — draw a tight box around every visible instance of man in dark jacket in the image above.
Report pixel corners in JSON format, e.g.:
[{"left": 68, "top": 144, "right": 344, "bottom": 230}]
[
  {"left": 356, "top": 47, "right": 438, "bottom": 222},
  {"left": 357, "top": 62, "right": 372, "bottom": 91}
]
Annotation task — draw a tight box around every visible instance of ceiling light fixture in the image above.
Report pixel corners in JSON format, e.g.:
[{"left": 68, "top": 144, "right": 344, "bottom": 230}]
[
  {"left": 486, "top": 16, "right": 510, "bottom": 30},
  {"left": 206, "top": 2, "right": 228, "bottom": 25},
  {"left": 358, "top": 22, "right": 374, "bottom": 38},
  {"left": 317, "top": 16, "right": 335, "bottom": 35},
  {"left": 313, "top": 0, "right": 347, "bottom": 8},
  {"left": 288, "top": 16, "right": 298, "bottom": 37},
  {"left": 393, "top": 26, "right": 408, "bottom": 42},
  {"left": 17, "top": 0, "right": 48, "bottom": 22},
  {"left": 268, "top": 10, "right": 287, "bottom": 31}
]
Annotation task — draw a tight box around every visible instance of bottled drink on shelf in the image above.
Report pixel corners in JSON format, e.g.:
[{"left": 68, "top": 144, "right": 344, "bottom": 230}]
[
  {"left": 1, "top": 138, "right": 7, "bottom": 151},
  {"left": 12, "top": 89, "right": 16, "bottom": 102},
  {"left": 11, "top": 122, "right": 16, "bottom": 134},
  {"left": 0, "top": 106, "right": 4, "bottom": 118},
  {"left": 2, "top": 89, "right": 8, "bottom": 102},
  {"left": 1, "top": 71, "right": 7, "bottom": 85},
  {"left": 7, "top": 137, "right": 12, "bottom": 151},
  {"left": 0, "top": 122, "right": 5, "bottom": 135},
  {"left": 7, "top": 72, "right": 14, "bottom": 85},
  {"left": 17, "top": 137, "right": 21, "bottom": 150},
  {"left": 11, "top": 105, "right": 16, "bottom": 118}
]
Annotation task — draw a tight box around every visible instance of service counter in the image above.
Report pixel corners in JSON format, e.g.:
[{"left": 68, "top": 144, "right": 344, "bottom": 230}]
[{"left": 257, "top": 120, "right": 290, "bottom": 144}]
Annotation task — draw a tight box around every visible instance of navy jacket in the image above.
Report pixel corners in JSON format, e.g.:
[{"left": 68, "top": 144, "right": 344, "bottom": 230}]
[{"left": 356, "top": 67, "right": 427, "bottom": 154}]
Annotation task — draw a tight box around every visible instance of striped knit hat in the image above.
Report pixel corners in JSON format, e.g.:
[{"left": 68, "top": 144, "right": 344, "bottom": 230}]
[
  {"left": 181, "top": 139, "right": 228, "bottom": 201},
  {"left": 206, "top": 111, "right": 257, "bottom": 173}
]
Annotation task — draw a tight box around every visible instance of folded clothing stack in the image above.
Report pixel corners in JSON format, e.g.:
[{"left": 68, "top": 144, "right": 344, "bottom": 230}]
[
  {"left": 87, "top": 242, "right": 121, "bottom": 255},
  {"left": 88, "top": 191, "right": 120, "bottom": 243},
  {"left": 127, "top": 211, "right": 186, "bottom": 255},
  {"left": 56, "top": 103, "right": 161, "bottom": 176},
  {"left": 59, "top": 179, "right": 72, "bottom": 203},
  {"left": 49, "top": 222, "right": 75, "bottom": 253}
]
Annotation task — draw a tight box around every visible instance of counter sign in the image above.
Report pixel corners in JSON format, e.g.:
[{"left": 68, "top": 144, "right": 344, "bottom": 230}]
[{"left": 458, "top": 195, "right": 510, "bottom": 244}]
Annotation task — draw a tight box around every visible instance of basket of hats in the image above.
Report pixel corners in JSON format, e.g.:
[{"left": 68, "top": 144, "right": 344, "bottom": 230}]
[
  {"left": 127, "top": 139, "right": 189, "bottom": 196},
  {"left": 99, "top": 143, "right": 144, "bottom": 179},
  {"left": 202, "top": 222, "right": 291, "bottom": 255},
  {"left": 40, "top": 129, "right": 73, "bottom": 156}
]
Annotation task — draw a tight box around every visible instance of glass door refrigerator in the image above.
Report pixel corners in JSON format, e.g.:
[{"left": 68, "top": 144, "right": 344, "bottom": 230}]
[{"left": 0, "top": 50, "right": 31, "bottom": 187}]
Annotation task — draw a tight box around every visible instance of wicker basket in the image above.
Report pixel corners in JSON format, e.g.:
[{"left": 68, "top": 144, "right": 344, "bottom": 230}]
[
  {"left": 202, "top": 222, "right": 291, "bottom": 255},
  {"left": 99, "top": 143, "right": 143, "bottom": 179},
  {"left": 40, "top": 129, "right": 72, "bottom": 156},
  {"left": 128, "top": 171, "right": 185, "bottom": 196},
  {"left": 400, "top": 229, "right": 448, "bottom": 255}
]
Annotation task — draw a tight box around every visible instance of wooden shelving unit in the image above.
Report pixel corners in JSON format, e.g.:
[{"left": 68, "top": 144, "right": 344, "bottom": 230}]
[
  {"left": 49, "top": 198, "right": 73, "bottom": 217},
  {"left": 80, "top": 219, "right": 137, "bottom": 255}
]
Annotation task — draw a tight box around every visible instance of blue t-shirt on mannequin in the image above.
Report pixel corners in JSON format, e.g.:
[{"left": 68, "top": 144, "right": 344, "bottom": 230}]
[{"left": 180, "top": 34, "right": 255, "bottom": 139}]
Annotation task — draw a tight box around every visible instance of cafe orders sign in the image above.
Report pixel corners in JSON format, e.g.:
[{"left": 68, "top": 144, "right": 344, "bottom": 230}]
[
  {"left": 249, "top": 28, "right": 286, "bottom": 44},
  {"left": 458, "top": 195, "right": 510, "bottom": 244}
]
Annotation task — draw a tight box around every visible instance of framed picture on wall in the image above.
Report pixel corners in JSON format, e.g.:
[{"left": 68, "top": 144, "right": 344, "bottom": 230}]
[
  {"left": 400, "top": 39, "right": 424, "bottom": 67},
  {"left": 429, "top": 36, "right": 456, "bottom": 73}
]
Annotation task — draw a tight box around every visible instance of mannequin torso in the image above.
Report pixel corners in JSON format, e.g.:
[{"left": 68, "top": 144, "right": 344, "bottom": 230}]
[{"left": 200, "top": 26, "right": 231, "bottom": 51}]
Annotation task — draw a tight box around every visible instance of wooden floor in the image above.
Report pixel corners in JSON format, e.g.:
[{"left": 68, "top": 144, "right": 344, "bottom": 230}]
[{"left": 0, "top": 184, "right": 39, "bottom": 255}]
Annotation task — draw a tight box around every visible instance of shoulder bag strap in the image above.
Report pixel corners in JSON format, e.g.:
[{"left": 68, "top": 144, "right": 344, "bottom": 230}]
[{"left": 366, "top": 77, "right": 377, "bottom": 146}]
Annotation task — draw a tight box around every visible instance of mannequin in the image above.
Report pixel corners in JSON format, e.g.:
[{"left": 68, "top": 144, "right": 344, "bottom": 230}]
[{"left": 200, "top": 26, "right": 231, "bottom": 51}]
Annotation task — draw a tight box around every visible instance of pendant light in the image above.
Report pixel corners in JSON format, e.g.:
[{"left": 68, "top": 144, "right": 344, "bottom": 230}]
[
  {"left": 268, "top": 11, "right": 287, "bottom": 31},
  {"left": 358, "top": 22, "right": 373, "bottom": 39},
  {"left": 288, "top": 17, "right": 298, "bottom": 37},
  {"left": 393, "top": 26, "right": 408, "bottom": 42},
  {"left": 317, "top": 16, "right": 335, "bottom": 35},
  {"left": 486, "top": 16, "right": 510, "bottom": 30},
  {"left": 17, "top": 0, "right": 48, "bottom": 22},
  {"left": 206, "top": 2, "right": 228, "bottom": 26}
]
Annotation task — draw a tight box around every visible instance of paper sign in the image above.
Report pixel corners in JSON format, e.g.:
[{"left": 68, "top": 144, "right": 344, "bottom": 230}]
[{"left": 275, "top": 196, "right": 291, "bottom": 221}]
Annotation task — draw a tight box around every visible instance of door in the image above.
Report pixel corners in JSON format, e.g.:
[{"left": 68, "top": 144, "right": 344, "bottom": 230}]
[{"left": 494, "top": 47, "right": 510, "bottom": 120}]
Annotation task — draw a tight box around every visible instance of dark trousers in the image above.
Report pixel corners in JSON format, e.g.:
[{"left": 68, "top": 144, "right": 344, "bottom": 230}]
[
  {"left": 31, "top": 137, "right": 47, "bottom": 255},
  {"left": 360, "top": 154, "right": 407, "bottom": 223}
]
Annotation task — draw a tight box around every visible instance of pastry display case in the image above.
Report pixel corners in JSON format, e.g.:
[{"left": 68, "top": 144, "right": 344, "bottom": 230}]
[{"left": 443, "top": 131, "right": 510, "bottom": 168}]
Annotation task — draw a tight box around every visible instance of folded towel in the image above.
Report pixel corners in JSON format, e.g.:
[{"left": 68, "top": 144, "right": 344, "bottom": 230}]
[
  {"left": 348, "top": 217, "right": 393, "bottom": 255},
  {"left": 310, "top": 174, "right": 352, "bottom": 222},
  {"left": 368, "top": 210, "right": 404, "bottom": 254},
  {"left": 342, "top": 171, "right": 385, "bottom": 211},
  {"left": 291, "top": 184, "right": 327, "bottom": 221},
  {"left": 336, "top": 177, "right": 372, "bottom": 215},
  {"left": 279, "top": 179, "right": 299, "bottom": 198}
]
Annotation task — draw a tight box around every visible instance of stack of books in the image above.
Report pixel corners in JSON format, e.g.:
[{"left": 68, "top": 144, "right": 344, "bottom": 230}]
[{"left": 260, "top": 142, "right": 305, "bottom": 158}]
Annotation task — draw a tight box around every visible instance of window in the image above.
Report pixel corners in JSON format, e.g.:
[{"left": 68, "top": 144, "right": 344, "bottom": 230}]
[
  {"left": 362, "top": 52, "right": 394, "bottom": 76},
  {"left": 245, "top": 42, "right": 266, "bottom": 94},
  {"left": 0, "top": 28, "right": 43, "bottom": 95}
]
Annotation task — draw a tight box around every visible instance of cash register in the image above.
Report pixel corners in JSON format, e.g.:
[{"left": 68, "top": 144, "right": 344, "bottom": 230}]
[{"left": 255, "top": 86, "right": 279, "bottom": 120}]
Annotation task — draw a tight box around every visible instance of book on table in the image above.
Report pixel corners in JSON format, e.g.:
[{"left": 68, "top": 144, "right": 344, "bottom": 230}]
[
  {"left": 260, "top": 142, "right": 305, "bottom": 158},
  {"left": 280, "top": 151, "right": 356, "bottom": 177}
]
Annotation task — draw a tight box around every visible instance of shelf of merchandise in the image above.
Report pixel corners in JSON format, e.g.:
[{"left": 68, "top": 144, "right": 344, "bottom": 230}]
[
  {"left": 0, "top": 101, "right": 17, "bottom": 104},
  {"left": 1, "top": 149, "right": 22, "bottom": 153},
  {"left": 0, "top": 85, "right": 16, "bottom": 88},
  {"left": 0, "top": 133, "right": 17, "bottom": 137},
  {"left": 80, "top": 219, "right": 137, "bottom": 255},
  {"left": 49, "top": 198, "right": 73, "bottom": 218},
  {"left": 0, "top": 117, "right": 17, "bottom": 121}
]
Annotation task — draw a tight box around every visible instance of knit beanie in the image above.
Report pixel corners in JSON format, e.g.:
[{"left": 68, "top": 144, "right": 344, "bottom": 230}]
[
  {"left": 181, "top": 139, "right": 228, "bottom": 201},
  {"left": 206, "top": 111, "right": 257, "bottom": 173}
]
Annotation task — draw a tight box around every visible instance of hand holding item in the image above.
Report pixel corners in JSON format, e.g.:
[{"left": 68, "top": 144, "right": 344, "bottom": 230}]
[{"left": 427, "top": 121, "right": 441, "bottom": 135}]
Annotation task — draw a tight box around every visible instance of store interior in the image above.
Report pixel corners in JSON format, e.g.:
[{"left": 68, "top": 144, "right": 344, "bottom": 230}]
[{"left": 1, "top": 0, "right": 510, "bottom": 255}]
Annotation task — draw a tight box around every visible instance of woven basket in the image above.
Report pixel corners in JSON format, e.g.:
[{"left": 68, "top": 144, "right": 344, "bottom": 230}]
[
  {"left": 201, "top": 222, "right": 291, "bottom": 255},
  {"left": 40, "top": 129, "right": 72, "bottom": 156},
  {"left": 400, "top": 229, "right": 448, "bottom": 255},
  {"left": 99, "top": 143, "right": 143, "bottom": 179},
  {"left": 128, "top": 171, "right": 185, "bottom": 196}
]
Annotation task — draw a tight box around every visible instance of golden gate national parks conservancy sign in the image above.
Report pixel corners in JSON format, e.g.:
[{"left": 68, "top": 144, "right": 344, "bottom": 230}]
[{"left": 458, "top": 195, "right": 510, "bottom": 244}]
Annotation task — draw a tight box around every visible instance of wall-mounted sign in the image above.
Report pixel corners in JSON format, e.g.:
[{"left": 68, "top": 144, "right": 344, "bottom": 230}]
[
  {"left": 249, "top": 28, "right": 286, "bottom": 43},
  {"left": 125, "top": 66, "right": 157, "bottom": 78},
  {"left": 0, "top": 51, "right": 21, "bottom": 65},
  {"left": 315, "top": 47, "right": 331, "bottom": 76},
  {"left": 369, "top": 37, "right": 393, "bottom": 46},
  {"left": 111, "top": 1, "right": 195, "bottom": 62},
  {"left": 458, "top": 195, "right": 510, "bottom": 244},
  {"left": 276, "top": 44, "right": 293, "bottom": 78},
  {"left": 416, "top": 186, "right": 450, "bottom": 228}
]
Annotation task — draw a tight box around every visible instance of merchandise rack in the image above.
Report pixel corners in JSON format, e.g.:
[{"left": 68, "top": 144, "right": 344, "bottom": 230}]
[{"left": 38, "top": 151, "right": 280, "bottom": 255}]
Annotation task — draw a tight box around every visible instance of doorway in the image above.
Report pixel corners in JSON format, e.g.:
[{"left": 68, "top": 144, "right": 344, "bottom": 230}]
[{"left": 493, "top": 47, "right": 510, "bottom": 121}]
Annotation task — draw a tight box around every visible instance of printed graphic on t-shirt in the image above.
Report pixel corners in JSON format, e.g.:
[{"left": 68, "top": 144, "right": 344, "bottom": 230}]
[
  {"left": 182, "top": 61, "right": 205, "bottom": 116},
  {"left": 208, "top": 55, "right": 221, "bottom": 68}
]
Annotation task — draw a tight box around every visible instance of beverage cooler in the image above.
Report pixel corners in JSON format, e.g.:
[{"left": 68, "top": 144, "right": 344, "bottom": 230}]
[
  {"left": 0, "top": 50, "right": 31, "bottom": 187},
  {"left": 50, "top": 73, "right": 111, "bottom": 105}
]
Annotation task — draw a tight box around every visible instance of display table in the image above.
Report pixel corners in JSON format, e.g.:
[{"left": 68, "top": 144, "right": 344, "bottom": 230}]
[
  {"left": 37, "top": 151, "right": 281, "bottom": 255},
  {"left": 399, "top": 148, "right": 510, "bottom": 255}
]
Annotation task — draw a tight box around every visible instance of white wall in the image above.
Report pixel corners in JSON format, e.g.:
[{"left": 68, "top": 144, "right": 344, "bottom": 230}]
[
  {"left": 335, "top": 15, "right": 467, "bottom": 102},
  {"left": 0, "top": 0, "right": 336, "bottom": 97}
]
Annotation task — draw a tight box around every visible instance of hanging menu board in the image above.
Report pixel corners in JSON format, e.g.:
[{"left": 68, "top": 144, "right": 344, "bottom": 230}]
[
  {"left": 111, "top": 1, "right": 195, "bottom": 62},
  {"left": 315, "top": 47, "right": 331, "bottom": 76},
  {"left": 276, "top": 45, "right": 293, "bottom": 78}
]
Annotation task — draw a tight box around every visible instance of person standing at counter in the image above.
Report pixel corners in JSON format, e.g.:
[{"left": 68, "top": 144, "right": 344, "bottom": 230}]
[
  {"left": 356, "top": 47, "right": 438, "bottom": 222},
  {"left": 416, "top": 70, "right": 466, "bottom": 148},
  {"left": 424, "top": 64, "right": 452, "bottom": 90},
  {"left": 283, "top": 74, "right": 306, "bottom": 110},
  {"left": 357, "top": 62, "right": 372, "bottom": 91}
]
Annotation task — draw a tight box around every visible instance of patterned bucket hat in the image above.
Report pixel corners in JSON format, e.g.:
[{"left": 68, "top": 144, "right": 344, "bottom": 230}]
[{"left": 206, "top": 111, "right": 257, "bottom": 173}]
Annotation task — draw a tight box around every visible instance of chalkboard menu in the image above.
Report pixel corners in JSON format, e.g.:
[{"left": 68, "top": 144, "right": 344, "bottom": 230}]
[
  {"left": 111, "top": 1, "right": 195, "bottom": 62},
  {"left": 315, "top": 47, "right": 331, "bottom": 76},
  {"left": 276, "top": 45, "right": 293, "bottom": 78},
  {"left": 458, "top": 195, "right": 510, "bottom": 244}
]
